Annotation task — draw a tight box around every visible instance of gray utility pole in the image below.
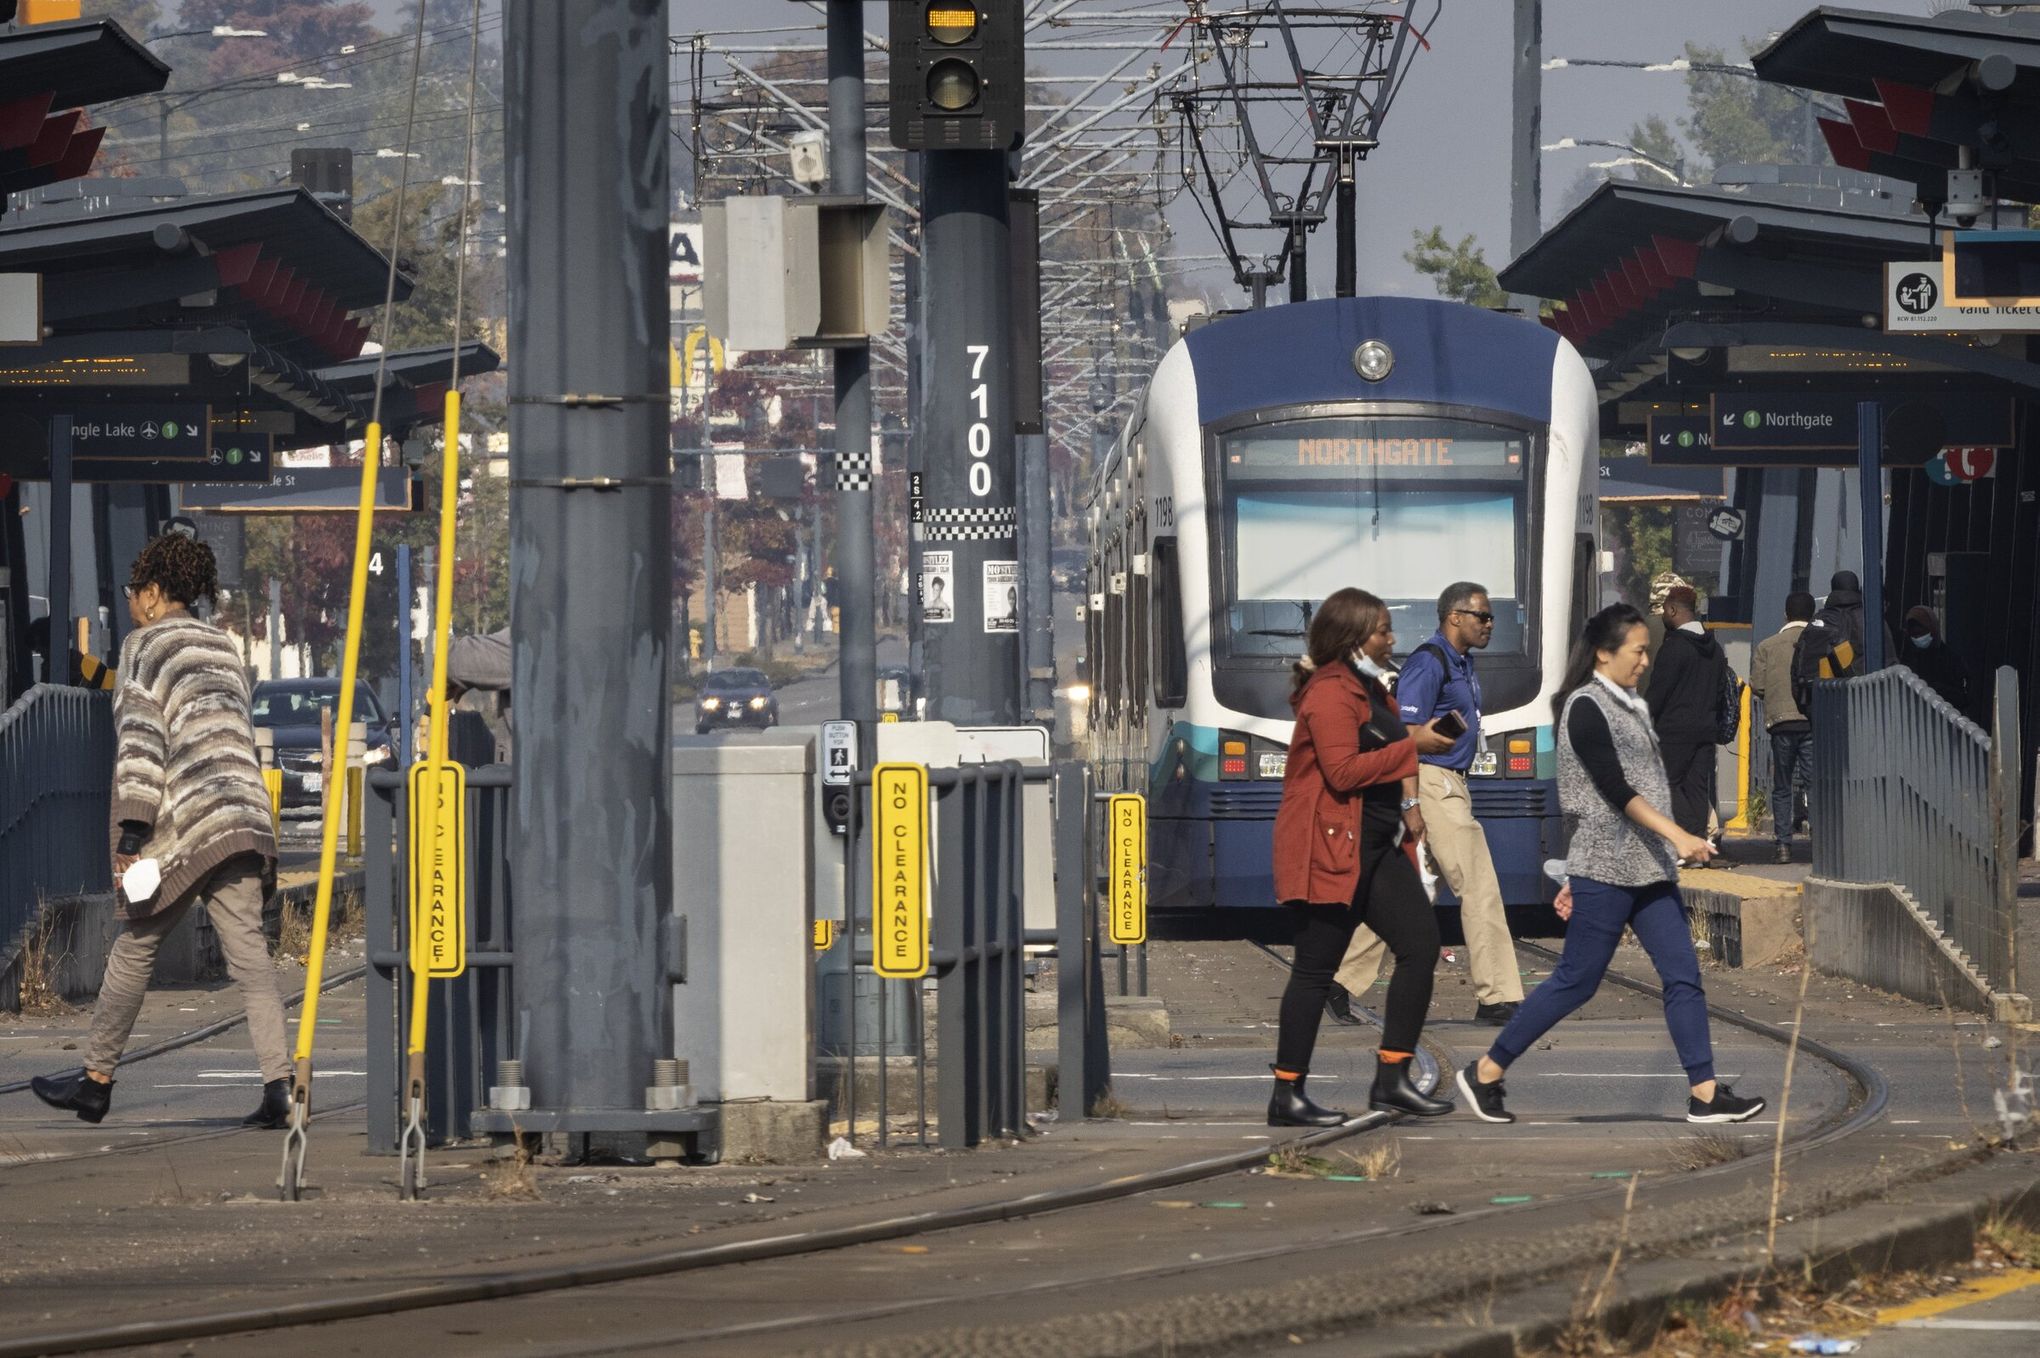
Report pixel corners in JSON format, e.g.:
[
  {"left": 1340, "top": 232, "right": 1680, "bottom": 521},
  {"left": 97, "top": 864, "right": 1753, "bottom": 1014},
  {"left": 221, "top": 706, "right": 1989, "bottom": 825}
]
[
  {"left": 505, "top": 0, "right": 674, "bottom": 1130},
  {"left": 919, "top": 148, "right": 1021, "bottom": 726},
  {"left": 1018, "top": 430, "right": 1053, "bottom": 720},
  {"left": 46, "top": 417, "right": 72, "bottom": 683},
  {"left": 702, "top": 499, "right": 718, "bottom": 666},
  {"left": 903, "top": 199, "right": 925, "bottom": 698},
  {"left": 828, "top": 0, "right": 879, "bottom": 757},
  {"left": 1509, "top": 0, "right": 1543, "bottom": 312},
  {"left": 268, "top": 577, "right": 282, "bottom": 680}
]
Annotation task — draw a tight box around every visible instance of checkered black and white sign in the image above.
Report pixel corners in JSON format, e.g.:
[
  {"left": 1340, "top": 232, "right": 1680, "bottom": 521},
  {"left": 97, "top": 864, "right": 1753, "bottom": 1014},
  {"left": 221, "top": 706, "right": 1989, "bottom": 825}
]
[{"left": 923, "top": 504, "right": 1017, "bottom": 543}]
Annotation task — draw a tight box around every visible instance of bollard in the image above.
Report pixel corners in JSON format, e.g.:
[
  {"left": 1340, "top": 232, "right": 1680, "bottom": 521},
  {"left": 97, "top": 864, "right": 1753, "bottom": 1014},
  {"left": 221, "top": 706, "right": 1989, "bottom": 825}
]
[{"left": 346, "top": 766, "right": 363, "bottom": 858}]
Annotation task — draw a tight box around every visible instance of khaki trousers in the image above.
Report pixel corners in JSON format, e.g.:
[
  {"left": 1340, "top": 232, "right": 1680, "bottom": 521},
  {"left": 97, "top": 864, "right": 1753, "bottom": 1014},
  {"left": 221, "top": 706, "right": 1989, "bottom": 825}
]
[
  {"left": 86, "top": 855, "right": 291, "bottom": 1084},
  {"left": 1332, "top": 764, "right": 1524, "bottom": 1007}
]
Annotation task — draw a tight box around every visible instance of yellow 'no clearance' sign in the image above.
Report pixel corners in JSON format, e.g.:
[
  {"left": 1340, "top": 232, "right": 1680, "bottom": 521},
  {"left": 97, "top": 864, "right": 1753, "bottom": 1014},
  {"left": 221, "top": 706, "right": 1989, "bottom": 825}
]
[
  {"left": 872, "top": 762, "right": 930, "bottom": 978},
  {"left": 408, "top": 760, "right": 467, "bottom": 978},
  {"left": 1108, "top": 793, "right": 1147, "bottom": 946}
]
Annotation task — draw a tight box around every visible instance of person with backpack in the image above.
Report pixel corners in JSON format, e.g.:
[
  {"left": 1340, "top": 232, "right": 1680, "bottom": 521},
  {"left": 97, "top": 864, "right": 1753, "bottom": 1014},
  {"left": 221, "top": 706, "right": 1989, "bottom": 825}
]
[
  {"left": 1325, "top": 582, "right": 1525, "bottom": 1028},
  {"left": 1645, "top": 586, "right": 1729, "bottom": 865},
  {"left": 1791, "top": 570, "right": 1894, "bottom": 708}
]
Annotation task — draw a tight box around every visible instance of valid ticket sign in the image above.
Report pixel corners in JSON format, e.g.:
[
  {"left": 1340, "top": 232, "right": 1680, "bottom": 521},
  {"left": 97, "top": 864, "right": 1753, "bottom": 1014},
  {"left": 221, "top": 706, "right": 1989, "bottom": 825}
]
[
  {"left": 407, "top": 760, "right": 467, "bottom": 978},
  {"left": 1107, "top": 793, "right": 1147, "bottom": 946},
  {"left": 872, "top": 762, "right": 930, "bottom": 978}
]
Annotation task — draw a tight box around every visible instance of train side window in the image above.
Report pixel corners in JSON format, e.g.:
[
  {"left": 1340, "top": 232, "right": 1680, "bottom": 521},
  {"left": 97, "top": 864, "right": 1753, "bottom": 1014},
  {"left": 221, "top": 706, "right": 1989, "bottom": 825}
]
[
  {"left": 1130, "top": 526, "right": 1149, "bottom": 727},
  {"left": 1150, "top": 536, "right": 1186, "bottom": 708},
  {"left": 1572, "top": 534, "right": 1597, "bottom": 639}
]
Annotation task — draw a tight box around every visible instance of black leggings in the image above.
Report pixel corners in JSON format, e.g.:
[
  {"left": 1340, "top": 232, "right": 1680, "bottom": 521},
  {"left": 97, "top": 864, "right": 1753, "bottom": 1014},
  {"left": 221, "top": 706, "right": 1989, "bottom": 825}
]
[{"left": 1274, "top": 842, "right": 1440, "bottom": 1076}]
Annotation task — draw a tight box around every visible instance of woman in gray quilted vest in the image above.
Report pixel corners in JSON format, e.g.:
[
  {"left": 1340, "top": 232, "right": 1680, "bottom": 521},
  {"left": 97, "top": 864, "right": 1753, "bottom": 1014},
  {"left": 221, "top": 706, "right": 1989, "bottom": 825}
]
[{"left": 1454, "top": 603, "right": 1766, "bottom": 1127}]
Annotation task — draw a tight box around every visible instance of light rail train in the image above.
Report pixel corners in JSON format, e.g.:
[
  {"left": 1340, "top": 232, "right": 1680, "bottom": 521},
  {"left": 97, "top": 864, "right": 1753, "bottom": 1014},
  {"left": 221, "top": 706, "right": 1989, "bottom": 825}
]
[{"left": 1084, "top": 296, "right": 1599, "bottom": 923}]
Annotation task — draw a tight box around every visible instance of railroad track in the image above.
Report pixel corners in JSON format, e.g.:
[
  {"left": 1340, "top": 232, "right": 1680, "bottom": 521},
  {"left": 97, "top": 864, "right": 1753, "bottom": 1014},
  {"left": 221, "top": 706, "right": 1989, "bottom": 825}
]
[{"left": 0, "top": 940, "right": 1888, "bottom": 1357}]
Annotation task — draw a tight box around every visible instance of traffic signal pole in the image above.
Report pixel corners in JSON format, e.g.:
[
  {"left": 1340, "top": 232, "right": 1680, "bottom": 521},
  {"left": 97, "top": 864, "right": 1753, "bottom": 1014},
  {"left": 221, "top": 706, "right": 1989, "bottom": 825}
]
[
  {"left": 828, "top": 0, "right": 879, "bottom": 757},
  {"left": 919, "top": 150, "right": 1022, "bottom": 726}
]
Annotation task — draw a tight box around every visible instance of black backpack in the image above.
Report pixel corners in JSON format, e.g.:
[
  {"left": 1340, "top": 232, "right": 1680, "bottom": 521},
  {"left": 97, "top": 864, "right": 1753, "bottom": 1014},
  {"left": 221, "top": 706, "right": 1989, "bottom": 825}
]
[{"left": 1715, "top": 660, "right": 1745, "bottom": 746}]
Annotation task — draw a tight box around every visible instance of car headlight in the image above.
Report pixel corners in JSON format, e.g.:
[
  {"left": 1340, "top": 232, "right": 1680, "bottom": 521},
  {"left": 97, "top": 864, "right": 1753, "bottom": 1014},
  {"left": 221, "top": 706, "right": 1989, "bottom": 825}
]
[
  {"left": 701, "top": 695, "right": 721, "bottom": 710},
  {"left": 749, "top": 695, "right": 768, "bottom": 710}
]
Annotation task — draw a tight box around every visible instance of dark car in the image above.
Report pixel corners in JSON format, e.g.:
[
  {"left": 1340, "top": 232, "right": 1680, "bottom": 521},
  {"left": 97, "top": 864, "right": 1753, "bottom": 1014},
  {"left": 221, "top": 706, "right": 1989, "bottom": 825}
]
[
  {"left": 694, "top": 666, "right": 779, "bottom": 734},
  {"left": 251, "top": 678, "right": 396, "bottom": 809}
]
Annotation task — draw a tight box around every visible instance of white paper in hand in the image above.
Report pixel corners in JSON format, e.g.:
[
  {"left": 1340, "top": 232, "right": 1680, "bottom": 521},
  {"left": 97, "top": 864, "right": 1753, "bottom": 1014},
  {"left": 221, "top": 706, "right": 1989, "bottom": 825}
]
[{"left": 121, "top": 857, "right": 161, "bottom": 906}]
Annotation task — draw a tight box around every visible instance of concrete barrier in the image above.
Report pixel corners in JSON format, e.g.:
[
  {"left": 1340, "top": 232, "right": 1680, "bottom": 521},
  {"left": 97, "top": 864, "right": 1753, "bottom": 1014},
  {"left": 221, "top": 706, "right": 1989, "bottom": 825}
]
[{"left": 1804, "top": 876, "right": 2031, "bottom": 1021}]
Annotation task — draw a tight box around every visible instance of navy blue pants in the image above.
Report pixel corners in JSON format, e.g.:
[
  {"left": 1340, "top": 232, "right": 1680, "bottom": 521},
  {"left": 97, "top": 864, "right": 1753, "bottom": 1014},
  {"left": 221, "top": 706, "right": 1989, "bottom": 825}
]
[
  {"left": 1487, "top": 876, "right": 1715, "bottom": 1085},
  {"left": 1770, "top": 726, "right": 1813, "bottom": 845}
]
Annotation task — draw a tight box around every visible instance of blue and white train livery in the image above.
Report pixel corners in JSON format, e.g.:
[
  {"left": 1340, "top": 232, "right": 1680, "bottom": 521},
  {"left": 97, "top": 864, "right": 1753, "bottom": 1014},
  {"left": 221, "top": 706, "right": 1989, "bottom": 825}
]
[{"left": 1084, "top": 296, "right": 1599, "bottom": 919}]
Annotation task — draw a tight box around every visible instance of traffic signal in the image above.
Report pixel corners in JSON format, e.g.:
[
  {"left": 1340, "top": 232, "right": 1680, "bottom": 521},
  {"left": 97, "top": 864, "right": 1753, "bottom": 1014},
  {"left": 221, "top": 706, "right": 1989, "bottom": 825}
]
[{"left": 887, "top": 3, "right": 1024, "bottom": 151}]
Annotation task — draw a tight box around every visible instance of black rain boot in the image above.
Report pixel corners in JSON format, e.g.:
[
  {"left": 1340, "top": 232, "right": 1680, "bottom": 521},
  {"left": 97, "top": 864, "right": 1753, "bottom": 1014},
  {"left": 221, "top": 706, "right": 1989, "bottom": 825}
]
[
  {"left": 1267, "top": 1073, "right": 1348, "bottom": 1128},
  {"left": 1368, "top": 1058, "right": 1454, "bottom": 1117},
  {"left": 31, "top": 1071, "right": 113, "bottom": 1124},
  {"left": 243, "top": 1078, "right": 291, "bottom": 1129}
]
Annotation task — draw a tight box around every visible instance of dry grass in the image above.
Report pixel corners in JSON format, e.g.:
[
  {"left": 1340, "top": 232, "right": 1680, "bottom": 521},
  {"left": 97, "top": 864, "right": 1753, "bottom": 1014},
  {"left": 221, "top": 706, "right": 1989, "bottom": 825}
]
[
  {"left": 1089, "top": 1088, "right": 1133, "bottom": 1120},
  {"left": 270, "top": 889, "right": 364, "bottom": 966},
  {"left": 1979, "top": 1213, "right": 2040, "bottom": 1266},
  {"left": 1660, "top": 1130, "right": 1748, "bottom": 1171},
  {"left": 15, "top": 904, "right": 73, "bottom": 1016},
  {"left": 482, "top": 1129, "right": 541, "bottom": 1201},
  {"left": 1263, "top": 1138, "right": 1399, "bottom": 1181}
]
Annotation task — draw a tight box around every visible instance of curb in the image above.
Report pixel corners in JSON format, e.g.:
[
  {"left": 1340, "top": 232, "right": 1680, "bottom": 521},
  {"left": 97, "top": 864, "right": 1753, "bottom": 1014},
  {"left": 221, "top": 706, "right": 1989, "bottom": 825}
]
[{"left": 1342, "top": 1148, "right": 2040, "bottom": 1358}]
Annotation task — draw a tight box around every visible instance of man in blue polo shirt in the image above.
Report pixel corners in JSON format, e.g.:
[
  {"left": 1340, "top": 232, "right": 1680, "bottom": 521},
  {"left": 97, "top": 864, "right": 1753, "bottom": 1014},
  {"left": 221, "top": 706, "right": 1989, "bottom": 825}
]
[{"left": 1327, "top": 581, "right": 1526, "bottom": 1027}]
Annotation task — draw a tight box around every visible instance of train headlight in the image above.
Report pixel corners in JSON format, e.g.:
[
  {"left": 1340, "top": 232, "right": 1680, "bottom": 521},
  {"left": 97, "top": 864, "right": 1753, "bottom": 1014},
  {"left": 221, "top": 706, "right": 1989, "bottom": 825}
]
[{"left": 1352, "top": 339, "right": 1395, "bottom": 383}]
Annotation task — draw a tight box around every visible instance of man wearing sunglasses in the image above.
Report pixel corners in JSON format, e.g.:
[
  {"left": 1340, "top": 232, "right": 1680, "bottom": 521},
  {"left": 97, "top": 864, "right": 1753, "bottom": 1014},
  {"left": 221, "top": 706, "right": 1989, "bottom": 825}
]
[{"left": 1328, "top": 582, "right": 1525, "bottom": 1028}]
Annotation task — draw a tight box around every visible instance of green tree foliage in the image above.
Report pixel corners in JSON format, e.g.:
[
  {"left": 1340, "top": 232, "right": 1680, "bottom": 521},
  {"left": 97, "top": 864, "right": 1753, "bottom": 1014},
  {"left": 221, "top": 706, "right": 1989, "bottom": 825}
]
[
  {"left": 1403, "top": 227, "right": 1505, "bottom": 307},
  {"left": 1681, "top": 43, "right": 1815, "bottom": 173},
  {"left": 1624, "top": 114, "right": 1687, "bottom": 185}
]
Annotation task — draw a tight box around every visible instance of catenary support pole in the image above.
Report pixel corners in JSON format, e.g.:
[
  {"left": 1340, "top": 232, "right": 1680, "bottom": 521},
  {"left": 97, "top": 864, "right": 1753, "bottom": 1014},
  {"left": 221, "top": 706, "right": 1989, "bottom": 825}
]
[
  {"left": 919, "top": 149, "right": 1021, "bottom": 725},
  {"left": 268, "top": 577, "right": 282, "bottom": 680},
  {"left": 1509, "top": 0, "right": 1543, "bottom": 313},
  {"left": 505, "top": 0, "right": 673, "bottom": 1127},
  {"left": 1019, "top": 431, "right": 1054, "bottom": 720},
  {"left": 829, "top": 0, "right": 878, "bottom": 758},
  {"left": 1856, "top": 400, "right": 1886, "bottom": 673},
  {"left": 46, "top": 416, "right": 72, "bottom": 683},
  {"left": 1335, "top": 159, "right": 1356, "bottom": 299},
  {"left": 396, "top": 543, "right": 414, "bottom": 768},
  {"left": 1288, "top": 216, "right": 1308, "bottom": 303}
]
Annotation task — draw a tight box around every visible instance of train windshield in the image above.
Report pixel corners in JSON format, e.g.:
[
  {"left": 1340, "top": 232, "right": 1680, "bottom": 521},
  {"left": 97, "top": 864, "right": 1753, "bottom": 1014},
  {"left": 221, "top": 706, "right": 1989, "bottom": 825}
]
[{"left": 1218, "top": 415, "right": 1533, "bottom": 662}]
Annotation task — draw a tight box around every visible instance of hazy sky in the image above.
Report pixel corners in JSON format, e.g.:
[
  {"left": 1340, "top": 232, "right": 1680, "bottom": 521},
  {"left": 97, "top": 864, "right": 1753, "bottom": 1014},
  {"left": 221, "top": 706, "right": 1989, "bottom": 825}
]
[{"left": 363, "top": 1, "right": 1954, "bottom": 305}]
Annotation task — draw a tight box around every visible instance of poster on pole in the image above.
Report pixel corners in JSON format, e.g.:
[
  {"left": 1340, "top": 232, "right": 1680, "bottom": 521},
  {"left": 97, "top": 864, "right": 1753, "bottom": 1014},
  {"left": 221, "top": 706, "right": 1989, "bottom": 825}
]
[
  {"left": 982, "top": 559, "right": 1019, "bottom": 634},
  {"left": 921, "top": 549, "right": 954, "bottom": 624}
]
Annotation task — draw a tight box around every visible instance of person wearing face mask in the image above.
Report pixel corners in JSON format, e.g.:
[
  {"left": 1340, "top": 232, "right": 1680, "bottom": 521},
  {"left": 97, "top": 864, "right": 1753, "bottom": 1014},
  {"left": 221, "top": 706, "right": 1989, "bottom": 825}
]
[
  {"left": 1456, "top": 604, "right": 1764, "bottom": 1128},
  {"left": 1897, "top": 606, "right": 1971, "bottom": 716},
  {"left": 1266, "top": 587, "right": 1453, "bottom": 1127}
]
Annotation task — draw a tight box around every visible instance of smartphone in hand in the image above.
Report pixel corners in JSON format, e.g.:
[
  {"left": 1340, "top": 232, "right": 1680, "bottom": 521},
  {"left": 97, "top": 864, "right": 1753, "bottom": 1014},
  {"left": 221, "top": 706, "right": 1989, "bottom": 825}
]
[{"left": 1433, "top": 710, "right": 1469, "bottom": 740}]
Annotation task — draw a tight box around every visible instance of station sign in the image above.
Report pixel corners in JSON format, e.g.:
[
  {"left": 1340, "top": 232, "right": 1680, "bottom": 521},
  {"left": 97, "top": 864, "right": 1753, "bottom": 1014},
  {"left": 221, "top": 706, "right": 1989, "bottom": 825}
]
[
  {"left": 181, "top": 466, "right": 412, "bottom": 513},
  {"left": 0, "top": 353, "right": 191, "bottom": 387},
  {"left": 1645, "top": 412, "right": 1714, "bottom": 465},
  {"left": 871, "top": 762, "right": 930, "bottom": 979},
  {"left": 1106, "top": 793, "right": 1147, "bottom": 947},
  {"left": 407, "top": 760, "right": 468, "bottom": 978},
  {"left": 1672, "top": 505, "right": 1728, "bottom": 576},
  {"left": 68, "top": 405, "right": 210, "bottom": 459},
  {"left": 1706, "top": 393, "right": 2013, "bottom": 465},
  {"left": 0, "top": 430, "right": 273, "bottom": 484},
  {"left": 1885, "top": 262, "right": 2040, "bottom": 334}
]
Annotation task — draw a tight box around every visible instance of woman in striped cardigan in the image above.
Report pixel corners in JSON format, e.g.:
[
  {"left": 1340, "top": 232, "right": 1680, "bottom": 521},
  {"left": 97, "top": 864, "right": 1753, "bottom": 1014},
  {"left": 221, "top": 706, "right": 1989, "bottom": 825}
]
[{"left": 31, "top": 533, "right": 290, "bottom": 1128}]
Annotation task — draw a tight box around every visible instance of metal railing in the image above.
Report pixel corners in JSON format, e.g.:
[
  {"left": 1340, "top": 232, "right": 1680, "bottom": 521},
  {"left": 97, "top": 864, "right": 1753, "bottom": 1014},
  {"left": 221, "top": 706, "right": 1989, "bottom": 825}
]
[
  {"left": 1809, "top": 664, "right": 2021, "bottom": 997},
  {"left": 0, "top": 685, "right": 112, "bottom": 981},
  {"left": 832, "top": 759, "right": 1111, "bottom": 1151}
]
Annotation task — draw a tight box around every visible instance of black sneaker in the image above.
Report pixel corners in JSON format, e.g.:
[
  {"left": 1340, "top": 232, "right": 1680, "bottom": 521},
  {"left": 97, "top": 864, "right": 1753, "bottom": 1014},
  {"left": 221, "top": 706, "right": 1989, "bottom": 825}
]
[
  {"left": 1687, "top": 1083, "right": 1766, "bottom": 1124},
  {"left": 1474, "top": 1001, "right": 1519, "bottom": 1027},
  {"left": 1455, "top": 1061, "right": 1514, "bottom": 1124},
  {"left": 1324, "top": 983, "right": 1364, "bottom": 1027}
]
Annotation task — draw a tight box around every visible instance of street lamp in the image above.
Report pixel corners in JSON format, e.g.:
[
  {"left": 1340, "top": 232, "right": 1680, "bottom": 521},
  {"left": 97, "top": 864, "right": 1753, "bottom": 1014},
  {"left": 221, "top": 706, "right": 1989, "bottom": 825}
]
[{"left": 1542, "top": 136, "right": 1690, "bottom": 187}]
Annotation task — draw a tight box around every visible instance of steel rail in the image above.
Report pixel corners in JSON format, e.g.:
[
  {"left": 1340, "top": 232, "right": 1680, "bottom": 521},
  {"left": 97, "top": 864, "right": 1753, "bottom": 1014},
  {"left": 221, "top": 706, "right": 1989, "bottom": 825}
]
[{"left": 0, "top": 942, "right": 1886, "bottom": 1358}]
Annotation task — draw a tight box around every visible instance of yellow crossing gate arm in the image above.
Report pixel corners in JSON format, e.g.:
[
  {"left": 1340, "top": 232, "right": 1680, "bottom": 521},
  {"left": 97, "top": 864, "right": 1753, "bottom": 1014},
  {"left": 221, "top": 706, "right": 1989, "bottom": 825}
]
[{"left": 289, "top": 423, "right": 388, "bottom": 1071}]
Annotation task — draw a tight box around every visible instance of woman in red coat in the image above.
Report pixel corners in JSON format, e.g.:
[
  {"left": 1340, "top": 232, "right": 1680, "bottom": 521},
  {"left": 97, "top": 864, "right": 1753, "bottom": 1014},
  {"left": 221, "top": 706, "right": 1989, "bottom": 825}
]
[{"left": 1268, "top": 587, "right": 1454, "bottom": 1126}]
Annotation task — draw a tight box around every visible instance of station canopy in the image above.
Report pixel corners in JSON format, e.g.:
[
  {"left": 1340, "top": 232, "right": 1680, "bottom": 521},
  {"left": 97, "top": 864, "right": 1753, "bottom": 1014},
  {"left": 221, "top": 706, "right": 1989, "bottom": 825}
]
[
  {"left": 1754, "top": 6, "right": 2040, "bottom": 205},
  {"left": 0, "top": 188, "right": 498, "bottom": 455},
  {"left": 1496, "top": 176, "right": 2040, "bottom": 427},
  {"left": 0, "top": 19, "right": 166, "bottom": 201}
]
